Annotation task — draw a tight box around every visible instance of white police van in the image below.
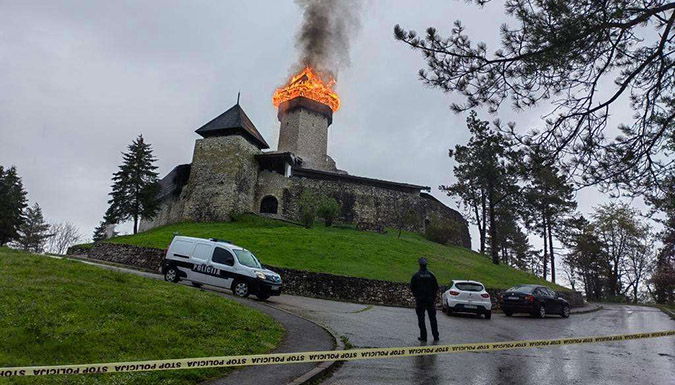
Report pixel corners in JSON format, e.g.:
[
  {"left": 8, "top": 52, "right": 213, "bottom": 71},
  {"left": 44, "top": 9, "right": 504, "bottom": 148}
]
[{"left": 162, "top": 236, "right": 282, "bottom": 300}]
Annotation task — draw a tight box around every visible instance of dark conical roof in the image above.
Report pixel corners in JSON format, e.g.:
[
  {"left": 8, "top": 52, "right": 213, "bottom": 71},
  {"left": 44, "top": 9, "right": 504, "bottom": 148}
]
[{"left": 195, "top": 103, "right": 269, "bottom": 149}]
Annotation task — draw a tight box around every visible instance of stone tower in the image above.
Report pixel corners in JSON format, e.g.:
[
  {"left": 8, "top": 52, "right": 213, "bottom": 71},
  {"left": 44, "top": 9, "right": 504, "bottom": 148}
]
[
  {"left": 180, "top": 103, "right": 269, "bottom": 221},
  {"left": 277, "top": 96, "right": 337, "bottom": 171}
]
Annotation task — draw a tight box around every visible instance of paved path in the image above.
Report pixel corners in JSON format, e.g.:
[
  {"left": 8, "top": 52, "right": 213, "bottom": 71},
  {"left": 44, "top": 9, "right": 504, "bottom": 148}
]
[
  {"left": 69, "top": 259, "right": 334, "bottom": 385},
  {"left": 270, "top": 295, "right": 674, "bottom": 385}
]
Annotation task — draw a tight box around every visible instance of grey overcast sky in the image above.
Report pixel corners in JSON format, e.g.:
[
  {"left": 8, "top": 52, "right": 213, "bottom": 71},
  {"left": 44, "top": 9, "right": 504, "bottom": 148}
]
[{"left": 0, "top": 1, "right": 643, "bottom": 267}]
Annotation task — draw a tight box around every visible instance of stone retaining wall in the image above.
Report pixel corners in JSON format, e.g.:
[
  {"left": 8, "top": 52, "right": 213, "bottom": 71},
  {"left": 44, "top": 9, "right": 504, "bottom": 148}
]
[
  {"left": 67, "top": 242, "right": 584, "bottom": 308},
  {"left": 68, "top": 243, "right": 165, "bottom": 271}
]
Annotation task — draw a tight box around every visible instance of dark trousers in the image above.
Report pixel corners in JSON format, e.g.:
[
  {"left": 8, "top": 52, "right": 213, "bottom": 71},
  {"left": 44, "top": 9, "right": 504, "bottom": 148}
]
[{"left": 415, "top": 300, "right": 438, "bottom": 340}]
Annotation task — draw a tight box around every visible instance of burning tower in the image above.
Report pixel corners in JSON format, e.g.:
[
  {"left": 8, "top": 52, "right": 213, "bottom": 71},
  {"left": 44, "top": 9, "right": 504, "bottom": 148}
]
[{"left": 273, "top": 67, "right": 341, "bottom": 172}]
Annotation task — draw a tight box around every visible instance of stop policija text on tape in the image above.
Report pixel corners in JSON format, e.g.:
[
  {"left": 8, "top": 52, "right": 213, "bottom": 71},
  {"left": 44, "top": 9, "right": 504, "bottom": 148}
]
[{"left": 1, "top": 330, "right": 673, "bottom": 377}]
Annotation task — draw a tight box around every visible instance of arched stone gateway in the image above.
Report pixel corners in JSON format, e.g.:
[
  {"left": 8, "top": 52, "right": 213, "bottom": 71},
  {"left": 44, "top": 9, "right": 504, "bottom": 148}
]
[{"left": 260, "top": 195, "right": 279, "bottom": 214}]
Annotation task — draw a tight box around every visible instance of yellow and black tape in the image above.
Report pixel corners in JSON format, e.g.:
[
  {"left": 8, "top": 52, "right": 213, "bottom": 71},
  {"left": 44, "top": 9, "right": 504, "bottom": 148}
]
[{"left": 1, "top": 330, "right": 673, "bottom": 377}]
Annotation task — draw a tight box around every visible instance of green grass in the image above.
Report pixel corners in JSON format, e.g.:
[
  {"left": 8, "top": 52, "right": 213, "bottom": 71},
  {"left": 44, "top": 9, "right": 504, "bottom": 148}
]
[
  {"left": 0, "top": 247, "right": 284, "bottom": 385},
  {"left": 107, "top": 215, "right": 567, "bottom": 290}
]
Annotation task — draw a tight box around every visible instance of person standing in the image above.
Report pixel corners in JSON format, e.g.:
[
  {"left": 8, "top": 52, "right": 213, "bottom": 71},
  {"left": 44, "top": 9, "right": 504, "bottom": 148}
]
[{"left": 410, "top": 257, "right": 439, "bottom": 341}]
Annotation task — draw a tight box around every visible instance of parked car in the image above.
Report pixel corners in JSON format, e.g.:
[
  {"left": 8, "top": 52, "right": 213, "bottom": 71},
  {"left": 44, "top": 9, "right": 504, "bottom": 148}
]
[
  {"left": 441, "top": 280, "right": 492, "bottom": 319},
  {"left": 500, "top": 284, "right": 570, "bottom": 318},
  {"left": 162, "top": 236, "right": 282, "bottom": 300}
]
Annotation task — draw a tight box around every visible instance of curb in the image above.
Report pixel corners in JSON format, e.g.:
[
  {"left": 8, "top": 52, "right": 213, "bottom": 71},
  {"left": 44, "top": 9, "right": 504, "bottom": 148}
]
[
  {"left": 657, "top": 306, "right": 675, "bottom": 320},
  {"left": 570, "top": 304, "right": 603, "bottom": 315},
  {"left": 271, "top": 306, "right": 344, "bottom": 385}
]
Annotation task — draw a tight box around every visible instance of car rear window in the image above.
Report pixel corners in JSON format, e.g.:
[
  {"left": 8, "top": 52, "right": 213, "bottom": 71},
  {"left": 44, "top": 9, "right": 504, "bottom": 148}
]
[
  {"left": 455, "top": 283, "right": 483, "bottom": 292},
  {"left": 506, "top": 285, "right": 535, "bottom": 294}
]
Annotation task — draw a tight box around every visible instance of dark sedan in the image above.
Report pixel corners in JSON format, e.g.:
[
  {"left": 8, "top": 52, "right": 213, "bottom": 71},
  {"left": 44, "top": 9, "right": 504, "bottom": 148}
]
[{"left": 500, "top": 284, "right": 570, "bottom": 318}]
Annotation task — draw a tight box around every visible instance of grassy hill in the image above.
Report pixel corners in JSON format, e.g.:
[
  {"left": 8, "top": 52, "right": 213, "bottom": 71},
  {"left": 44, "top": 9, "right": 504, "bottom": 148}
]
[
  {"left": 0, "top": 247, "right": 283, "bottom": 385},
  {"left": 108, "top": 215, "right": 567, "bottom": 290}
]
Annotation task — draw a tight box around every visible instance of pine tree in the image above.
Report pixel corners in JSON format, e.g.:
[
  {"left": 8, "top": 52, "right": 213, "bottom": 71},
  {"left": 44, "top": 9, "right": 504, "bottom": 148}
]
[
  {"left": 0, "top": 166, "right": 28, "bottom": 246},
  {"left": 16, "top": 203, "right": 52, "bottom": 253},
  {"left": 520, "top": 148, "right": 577, "bottom": 282},
  {"left": 106, "top": 135, "right": 160, "bottom": 234},
  {"left": 441, "top": 111, "right": 520, "bottom": 264},
  {"left": 92, "top": 221, "right": 107, "bottom": 242},
  {"left": 395, "top": 1, "right": 675, "bottom": 198}
]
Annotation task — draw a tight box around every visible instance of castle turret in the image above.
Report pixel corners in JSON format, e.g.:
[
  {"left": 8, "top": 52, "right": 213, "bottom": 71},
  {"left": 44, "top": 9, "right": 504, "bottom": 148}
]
[
  {"left": 273, "top": 67, "right": 341, "bottom": 172},
  {"left": 181, "top": 103, "right": 268, "bottom": 221},
  {"left": 277, "top": 96, "right": 337, "bottom": 171}
]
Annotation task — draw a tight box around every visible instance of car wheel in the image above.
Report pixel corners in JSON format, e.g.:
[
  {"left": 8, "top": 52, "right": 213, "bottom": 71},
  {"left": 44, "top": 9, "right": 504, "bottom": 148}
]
[
  {"left": 191, "top": 282, "right": 202, "bottom": 288},
  {"left": 257, "top": 292, "right": 270, "bottom": 301},
  {"left": 503, "top": 310, "right": 512, "bottom": 317},
  {"left": 441, "top": 301, "right": 449, "bottom": 314},
  {"left": 232, "top": 280, "right": 250, "bottom": 298},
  {"left": 446, "top": 306, "right": 454, "bottom": 315},
  {"left": 535, "top": 305, "right": 546, "bottom": 318},
  {"left": 561, "top": 305, "right": 570, "bottom": 318},
  {"left": 484, "top": 311, "right": 492, "bottom": 320},
  {"left": 164, "top": 266, "right": 179, "bottom": 283}
]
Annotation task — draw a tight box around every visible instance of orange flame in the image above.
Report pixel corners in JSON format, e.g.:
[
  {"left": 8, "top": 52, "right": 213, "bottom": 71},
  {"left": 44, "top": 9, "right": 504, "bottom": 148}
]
[{"left": 273, "top": 66, "right": 340, "bottom": 112}]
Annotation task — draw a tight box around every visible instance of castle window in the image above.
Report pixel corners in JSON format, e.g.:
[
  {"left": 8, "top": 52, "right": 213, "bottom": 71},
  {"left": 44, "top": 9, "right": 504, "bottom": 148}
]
[{"left": 260, "top": 195, "right": 278, "bottom": 214}]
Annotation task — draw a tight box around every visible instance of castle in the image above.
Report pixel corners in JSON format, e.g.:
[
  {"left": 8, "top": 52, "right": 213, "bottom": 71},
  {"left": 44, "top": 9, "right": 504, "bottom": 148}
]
[{"left": 140, "top": 79, "right": 470, "bottom": 249}]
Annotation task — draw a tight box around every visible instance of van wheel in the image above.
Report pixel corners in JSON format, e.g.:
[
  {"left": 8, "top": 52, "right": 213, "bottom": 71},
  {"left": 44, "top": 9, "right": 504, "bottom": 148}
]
[
  {"left": 164, "top": 266, "right": 179, "bottom": 283},
  {"left": 232, "top": 281, "right": 250, "bottom": 298},
  {"left": 191, "top": 282, "right": 203, "bottom": 289}
]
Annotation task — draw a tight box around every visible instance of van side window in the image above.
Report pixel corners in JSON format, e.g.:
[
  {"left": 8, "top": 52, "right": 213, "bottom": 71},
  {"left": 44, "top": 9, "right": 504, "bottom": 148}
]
[
  {"left": 172, "top": 240, "right": 194, "bottom": 257},
  {"left": 193, "top": 243, "right": 212, "bottom": 261},
  {"left": 212, "top": 247, "right": 235, "bottom": 266}
]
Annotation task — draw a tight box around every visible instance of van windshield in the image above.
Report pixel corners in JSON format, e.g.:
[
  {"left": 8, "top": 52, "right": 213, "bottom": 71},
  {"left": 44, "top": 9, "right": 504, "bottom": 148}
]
[{"left": 233, "top": 249, "right": 261, "bottom": 268}]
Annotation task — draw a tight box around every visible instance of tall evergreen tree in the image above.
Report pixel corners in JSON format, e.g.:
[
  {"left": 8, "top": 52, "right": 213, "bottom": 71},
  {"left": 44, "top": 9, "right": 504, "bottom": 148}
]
[
  {"left": 92, "top": 221, "right": 107, "bottom": 242},
  {"left": 0, "top": 166, "right": 28, "bottom": 246},
  {"left": 490, "top": 205, "right": 535, "bottom": 272},
  {"left": 106, "top": 135, "right": 160, "bottom": 234},
  {"left": 15, "top": 203, "right": 52, "bottom": 253},
  {"left": 520, "top": 148, "right": 577, "bottom": 282},
  {"left": 441, "top": 111, "right": 520, "bottom": 264}
]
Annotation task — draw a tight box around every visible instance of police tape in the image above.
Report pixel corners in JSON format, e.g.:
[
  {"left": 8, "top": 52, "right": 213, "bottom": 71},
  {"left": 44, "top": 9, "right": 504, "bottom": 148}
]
[{"left": 1, "top": 330, "right": 673, "bottom": 377}]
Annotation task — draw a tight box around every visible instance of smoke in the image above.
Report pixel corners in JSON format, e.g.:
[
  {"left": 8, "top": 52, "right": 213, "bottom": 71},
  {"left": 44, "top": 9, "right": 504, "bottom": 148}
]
[{"left": 294, "top": 0, "right": 362, "bottom": 79}]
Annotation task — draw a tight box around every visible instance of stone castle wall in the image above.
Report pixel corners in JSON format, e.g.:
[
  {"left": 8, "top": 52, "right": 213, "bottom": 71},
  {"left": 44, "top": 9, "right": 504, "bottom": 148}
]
[
  {"left": 252, "top": 172, "right": 471, "bottom": 249},
  {"left": 180, "top": 135, "right": 261, "bottom": 221}
]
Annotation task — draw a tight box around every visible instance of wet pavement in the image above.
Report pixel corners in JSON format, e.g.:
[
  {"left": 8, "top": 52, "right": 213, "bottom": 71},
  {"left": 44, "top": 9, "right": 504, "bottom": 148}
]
[{"left": 270, "top": 296, "right": 675, "bottom": 385}]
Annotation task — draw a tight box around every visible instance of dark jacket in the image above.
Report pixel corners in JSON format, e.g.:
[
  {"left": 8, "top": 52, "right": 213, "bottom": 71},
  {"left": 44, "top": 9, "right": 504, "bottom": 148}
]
[{"left": 410, "top": 268, "right": 439, "bottom": 302}]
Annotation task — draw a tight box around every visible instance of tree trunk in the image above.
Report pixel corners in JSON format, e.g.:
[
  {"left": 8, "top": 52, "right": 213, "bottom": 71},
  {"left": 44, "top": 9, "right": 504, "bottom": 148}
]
[
  {"left": 548, "top": 217, "right": 555, "bottom": 284},
  {"left": 489, "top": 201, "right": 499, "bottom": 264},
  {"left": 633, "top": 284, "right": 638, "bottom": 303},
  {"left": 133, "top": 215, "right": 138, "bottom": 235},
  {"left": 542, "top": 214, "right": 548, "bottom": 280},
  {"left": 480, "top": 193, "right": 487, "bottom": 254}
]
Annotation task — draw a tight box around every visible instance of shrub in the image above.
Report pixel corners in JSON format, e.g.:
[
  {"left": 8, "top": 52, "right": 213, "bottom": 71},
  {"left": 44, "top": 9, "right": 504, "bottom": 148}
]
[
  {"left": 317, "top": 196, "right": 340, "bottom": 227},
  {"left": 424, "top": 218, "right": 463, "bottom": 246},
  {"left": 299, "top": 191, "right": 318, "bottom": 228}
]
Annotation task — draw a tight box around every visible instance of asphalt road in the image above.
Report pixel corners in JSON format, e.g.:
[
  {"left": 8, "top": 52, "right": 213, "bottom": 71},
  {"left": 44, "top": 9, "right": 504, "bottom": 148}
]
[
  {"left": 67, "top": 257, "right": 673, "bottom": 385},
  {"left": 270, "top": 296, "right": 675, "bottom": 385}
]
